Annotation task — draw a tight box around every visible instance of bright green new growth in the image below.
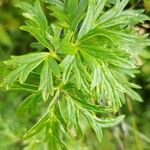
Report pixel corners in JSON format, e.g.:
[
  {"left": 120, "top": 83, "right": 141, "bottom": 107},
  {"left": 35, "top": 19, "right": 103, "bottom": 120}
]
[{"left": 1, "top": 0, "right": 150, "bottom": 149}]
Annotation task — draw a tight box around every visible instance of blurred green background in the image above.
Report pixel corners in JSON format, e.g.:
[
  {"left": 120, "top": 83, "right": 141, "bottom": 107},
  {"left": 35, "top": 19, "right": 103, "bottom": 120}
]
[{"left": 0, "top": 0, "right": 150, "bottom": 149}]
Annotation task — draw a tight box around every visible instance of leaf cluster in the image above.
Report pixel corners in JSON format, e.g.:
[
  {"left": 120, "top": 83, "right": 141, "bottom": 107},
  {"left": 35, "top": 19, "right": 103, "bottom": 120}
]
[{"left": 1, "top": 0, "right": 150, "bottom": 149}]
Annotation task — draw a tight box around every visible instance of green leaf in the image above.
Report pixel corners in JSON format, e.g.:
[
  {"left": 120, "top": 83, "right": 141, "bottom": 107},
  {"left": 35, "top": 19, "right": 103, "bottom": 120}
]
[
  {"left": 16, "top": 1, "right": 34, "bottom": 15},
  {"left": 99, "top": 10, "right": 150, "bottom": 28},
  {"left": 34, "top": 0, "right": 48, "bottom": 30},
  {"left": 70, "top": 0, "right": 87, "bottom": 31},
  {"left": 19, "top": 58, "right": 44, "bottom": 83},
  {"left": 91, "top": 65, "right": 101, "bottom": 89},
  {"left": 49, "top": 57, "right": 61, "bottom": 78},
  {"left": 85, "top": 112, "right": 103, "bottom": 142},
  {"left": 1, "top": 67, "right": 23, "bottom": 88},
  {"left": 46, "top": 118, "right": 68, "bottom": 150},
  {"left": 125, "top": 87, "right": 143, "bottom": 102},
  {"left": 39, "top": 58, "right": 54, "bottom": 101},
  {"left": 83, "top": 110, "right": 125, "bottom": 128},
  {"left": 66, "top": 0, "right": 78, "bottom": 22},
  {"left": 96, "top": 0, "right": 129, "bottom": 25},
  {"left": 75, "top": 53, "right": 91, "bottom": 81},
  {"left": 17, "top": 92, "right": 41, "bottom": 113},
  {"left": 46, "top": 0, "right": 68, "bottom": 27},
  {"left": 20, "top": 26, "right": 52, "bottom": 50},
  {"left": 62, "top": 63, "right": 73, "bottom": 84},
  {"left": 60, "top": 55, "right": 75, "bottom": 68},
  {"left": 78, "top": 0, "right": 95, "bottom": 39},
  {"left": 2, "top": 52, "right": 48, "bottom": 87},
  {"left": 66, "top": 99, "right": 82, "bottom": 134},
  {"left": 17, "top": 0, "right": 48, "bottom": 30},
  {"left": 60, "top": 55, "right": 74, "bottom": 83},
  {"left": 24, "top": 112, "right": 52, "bottom": 139},
  {"left": 78, "top": 0, "right": 106, "bottom": 39},
  {"left": 67, "top": 93, "right": 112, "bottom": 113},
  {"left": 73, "top": 61, "right": 81, "bottom": 89},
  {"left": 94, "top": 0, "right": 106, "bottom": 20},
  {"left": 55, "top": 102, "right": 66, "bottom": 126},
  {"left": 95, "top": 115, "right": 125, "bottom": 127},
  {"left": 18, "top": 0, "right": 52, "bottom": 50},
  {"left": 9, "top": 52, "right": 48, "bottom": 65}
]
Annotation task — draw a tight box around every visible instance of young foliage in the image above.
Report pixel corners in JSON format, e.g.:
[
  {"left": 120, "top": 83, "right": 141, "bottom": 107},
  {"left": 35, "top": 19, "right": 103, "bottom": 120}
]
[{"left": 1, "top": 0, "right": 150, "bottom": 149}]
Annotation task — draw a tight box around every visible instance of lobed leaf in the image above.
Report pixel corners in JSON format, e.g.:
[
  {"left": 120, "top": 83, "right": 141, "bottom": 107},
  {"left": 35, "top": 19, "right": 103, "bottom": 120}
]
[
  {"left": 39, "top": 58, "right": 54, "bottom": 101},
  {"left": 24, "top": 112, "right": 52, "bottom": 139}
]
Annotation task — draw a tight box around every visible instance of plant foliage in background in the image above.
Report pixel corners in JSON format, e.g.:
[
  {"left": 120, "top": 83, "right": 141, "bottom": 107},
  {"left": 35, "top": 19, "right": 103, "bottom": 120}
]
[{"left": 0, "top": 0, "right": 150, "bottom": 149}]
